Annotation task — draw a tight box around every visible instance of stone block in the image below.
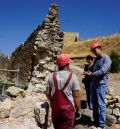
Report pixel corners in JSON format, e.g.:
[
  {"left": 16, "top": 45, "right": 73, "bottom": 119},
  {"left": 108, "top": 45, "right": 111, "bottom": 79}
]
[
  {"left": 107, "top": 99, "right": 118, "bottom": 107},
  {"left": 0, "top": 98, "right": 13, "bottom": 118},
  {"left": 112, "top": 108, "right": 120, "bottom": 117},
  {"left": 107, "top": 108, "right": 113, "bottom": 115},
  {"left": 106, "top": 94, "right": 112, "bottom": 100},
  {"left": 6, "top": 86, "right": 25, "bottom": 97},
  {"left": 106, "top": 114, "right": 117, "bottom": 126},
  {"left": 117, "top": 117, "right": 120, "bottom": 124},
  {"left": 115, "top": 103, "right": 120, "bottom": 108}
]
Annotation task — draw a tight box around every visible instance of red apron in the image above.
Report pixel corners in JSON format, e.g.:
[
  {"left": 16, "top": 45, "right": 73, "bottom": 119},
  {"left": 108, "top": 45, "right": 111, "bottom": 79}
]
[{"left": 50, "top": 72, "right": 75, "bottom": 129}]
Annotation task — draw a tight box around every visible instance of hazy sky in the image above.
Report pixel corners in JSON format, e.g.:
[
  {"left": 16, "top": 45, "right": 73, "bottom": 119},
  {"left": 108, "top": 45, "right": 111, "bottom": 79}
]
[{"left": 0, "top": 0, "right": 120, "bottom": 55}]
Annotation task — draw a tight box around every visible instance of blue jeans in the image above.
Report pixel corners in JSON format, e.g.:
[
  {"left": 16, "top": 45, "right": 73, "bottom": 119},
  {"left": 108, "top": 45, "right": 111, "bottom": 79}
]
[{"left": 91, "top": 84, "right": 106, "bottom": 128}]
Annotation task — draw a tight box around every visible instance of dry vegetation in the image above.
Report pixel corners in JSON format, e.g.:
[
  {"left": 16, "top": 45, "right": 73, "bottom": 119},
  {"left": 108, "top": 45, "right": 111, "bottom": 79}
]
[{"left": 63, "top": 33, "right": 120, "bottom": 57}]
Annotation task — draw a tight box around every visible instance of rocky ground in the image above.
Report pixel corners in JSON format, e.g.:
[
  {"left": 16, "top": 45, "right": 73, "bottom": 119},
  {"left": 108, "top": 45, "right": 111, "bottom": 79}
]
[{"left": 0, "top": 62, "right": 120, "bottom": 129}]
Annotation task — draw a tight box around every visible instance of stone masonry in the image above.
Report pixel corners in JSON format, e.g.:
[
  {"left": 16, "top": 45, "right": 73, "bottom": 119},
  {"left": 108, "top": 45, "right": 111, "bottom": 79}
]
[{"left": 8, "top": 4, "right": 64, "bottom": 85}]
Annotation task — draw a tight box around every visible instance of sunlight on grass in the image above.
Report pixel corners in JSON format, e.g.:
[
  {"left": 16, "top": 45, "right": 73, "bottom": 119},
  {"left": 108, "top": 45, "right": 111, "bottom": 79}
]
[{"left": 63, "top": 33, "right": 120, "bottom": 57}]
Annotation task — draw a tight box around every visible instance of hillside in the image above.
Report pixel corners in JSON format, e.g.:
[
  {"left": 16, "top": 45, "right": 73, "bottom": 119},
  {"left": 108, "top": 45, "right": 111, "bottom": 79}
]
[{"left": 63, "top": 33, "right": 120, "bottom": 58}]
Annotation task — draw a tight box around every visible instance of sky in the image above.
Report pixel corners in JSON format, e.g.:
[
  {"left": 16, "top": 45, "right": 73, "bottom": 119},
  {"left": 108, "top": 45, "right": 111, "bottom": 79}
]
[{"left": 0, "top": 0, "right": 120, "bottom": 56}]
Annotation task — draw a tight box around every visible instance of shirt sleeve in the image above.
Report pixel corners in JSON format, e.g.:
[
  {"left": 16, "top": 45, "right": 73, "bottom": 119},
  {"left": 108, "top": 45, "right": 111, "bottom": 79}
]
[
  {"left": 72, "top": 74, "right": 80, "bottom": 90},
  {"left": 92, "top": 56, "right": 112, "bottom": 77}
]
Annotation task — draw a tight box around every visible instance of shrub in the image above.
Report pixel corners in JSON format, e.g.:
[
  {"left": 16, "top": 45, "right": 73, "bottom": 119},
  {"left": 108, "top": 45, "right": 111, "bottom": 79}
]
[
  {"left": 110, "top": 50, "right": 120, "bottom": 73},
  {"left": 0, "top": 82, "right": 11, "bottom": 94}
]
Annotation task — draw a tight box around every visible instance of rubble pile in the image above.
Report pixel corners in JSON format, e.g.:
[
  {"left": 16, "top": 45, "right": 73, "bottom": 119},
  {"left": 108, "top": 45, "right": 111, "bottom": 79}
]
[
  {"left": 0, "top": 90, "right": 53, "bottom": 129},
  {"left": 106, "top": 93, "right": 120, "bottom": 126},
  {"left": 8, "top": 4, "right": 63, "bottom": 86}
]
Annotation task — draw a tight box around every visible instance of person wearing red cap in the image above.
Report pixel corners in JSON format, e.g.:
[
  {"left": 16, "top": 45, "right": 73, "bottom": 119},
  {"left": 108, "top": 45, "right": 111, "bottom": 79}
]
[
  {"left": 45, "top": 54, "right": 80, "bottom": 129},
  {"left": 84, "top": 42, "right": 112, "bottom": 129}
]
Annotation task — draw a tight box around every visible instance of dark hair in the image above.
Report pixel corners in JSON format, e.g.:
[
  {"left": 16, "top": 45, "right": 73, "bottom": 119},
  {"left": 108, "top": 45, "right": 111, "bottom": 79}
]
[
  {"left": 58, "top": 64, "right": 69, "bottom": 70},
  {"left": 86, "top": 55, "right": 93, "bottom": 61}
]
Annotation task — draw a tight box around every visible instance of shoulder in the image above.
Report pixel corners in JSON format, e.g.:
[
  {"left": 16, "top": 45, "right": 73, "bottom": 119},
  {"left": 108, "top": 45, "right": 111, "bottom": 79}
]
[
  {"left": 102, "top": 54, "right": 111, "bottom": 62},
  {"left": 103, "top": 54, "right": 110, "bottom": 58},
  {"left": 72, "top": 73, "right": 77, "bottom": 78},
  {"left": 71, "top": 73, "right": 80, "bottom": 89},
  {"left": 71, "top": 73, "right": 79, "bottom": 82}
]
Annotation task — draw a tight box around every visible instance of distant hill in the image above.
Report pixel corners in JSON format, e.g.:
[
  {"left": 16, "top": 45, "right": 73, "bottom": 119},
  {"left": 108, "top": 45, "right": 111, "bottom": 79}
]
[{"left": 63, "top": 33, "right": 120, "bottom": 58}]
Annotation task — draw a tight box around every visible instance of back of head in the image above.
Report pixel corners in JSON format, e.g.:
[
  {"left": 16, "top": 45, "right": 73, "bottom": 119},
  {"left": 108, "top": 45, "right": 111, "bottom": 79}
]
[
  {"left": 56, "top": 54, "right": 71, "bottom": 70},
  {"left": 86, "top": 55, "right": 93, "bottom": 61}
]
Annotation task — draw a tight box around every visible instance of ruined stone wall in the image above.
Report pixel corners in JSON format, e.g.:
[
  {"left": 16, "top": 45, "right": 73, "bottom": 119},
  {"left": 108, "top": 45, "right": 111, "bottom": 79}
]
[
  {"left": 64, "top": 32, "right": 80, "bottom": 43},
  {"left": 8, "top": 4, "right": 64, "bottom": 85}
]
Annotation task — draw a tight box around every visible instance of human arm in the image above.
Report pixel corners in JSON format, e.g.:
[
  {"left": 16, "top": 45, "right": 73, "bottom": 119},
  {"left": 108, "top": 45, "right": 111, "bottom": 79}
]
[
  {"left": 92, "top": 56, "right": 112, "bottom": 77},
  {"left": 72, "top": 74, "right": 80, "bottom": 111},
  {"left": 83, "top": 56, "right": 112, "bottom": 77},
  {"left": 44, "top": 77, "right": 52, "bottom": 100},
  {"left": 44, "top": 87, "right": 51, "bottom": 100},
  {"left": 72, "top": 90, "right": 80, "bottom": 111}
]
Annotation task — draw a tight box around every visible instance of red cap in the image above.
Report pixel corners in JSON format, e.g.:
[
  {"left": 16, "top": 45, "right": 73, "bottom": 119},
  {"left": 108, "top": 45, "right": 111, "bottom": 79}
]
[
  {"left": 56, "top": 54, "right": 71, "bottom": 66},
  {"left": 91, "top": 42, "right": 102, "bottom": 51}
]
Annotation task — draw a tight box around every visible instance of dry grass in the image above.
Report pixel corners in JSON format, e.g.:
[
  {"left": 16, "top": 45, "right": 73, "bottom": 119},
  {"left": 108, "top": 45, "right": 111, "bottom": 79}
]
[{"left": 63, "top": 33, "right": 120, "bottom": 57}]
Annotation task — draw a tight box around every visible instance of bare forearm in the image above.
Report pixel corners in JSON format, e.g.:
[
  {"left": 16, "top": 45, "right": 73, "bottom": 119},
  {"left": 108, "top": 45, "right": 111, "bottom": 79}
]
[
  {"left": 74, "top": 97, "right": 80, "bottom": 111},
  {"left": 72, "top": 91, "right": 80, "bottom": 111},
  {"left": 44, "top": 87, "right": 51, "bottom": 100}
]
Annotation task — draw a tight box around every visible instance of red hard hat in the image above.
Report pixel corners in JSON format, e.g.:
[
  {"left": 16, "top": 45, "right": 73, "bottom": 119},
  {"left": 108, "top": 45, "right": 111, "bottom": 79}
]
[
  {"left": 56, "top": 54, "right": 71, "bottom": 66},
  {"left": 91, "top": 42, "right": 102, "bottom": 51}
]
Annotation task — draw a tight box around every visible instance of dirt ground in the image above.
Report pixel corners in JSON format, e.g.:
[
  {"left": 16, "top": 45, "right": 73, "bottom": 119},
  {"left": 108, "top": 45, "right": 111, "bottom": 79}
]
[{"left": 70, "top": 62, "right": 120, "bottom": 129}]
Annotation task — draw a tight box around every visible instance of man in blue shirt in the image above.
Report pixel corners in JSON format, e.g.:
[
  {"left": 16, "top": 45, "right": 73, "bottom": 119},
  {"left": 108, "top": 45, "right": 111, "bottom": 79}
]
[{"left": 83, "top": 42, "right": 112, "bottom": 129}]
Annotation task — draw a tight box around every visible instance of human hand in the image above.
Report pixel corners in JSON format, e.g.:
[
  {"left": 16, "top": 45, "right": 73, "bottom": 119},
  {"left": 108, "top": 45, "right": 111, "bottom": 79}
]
[
  {"left": 75, "top": 110, "right": 81, "bottom": 120},
  {"left": 83, "top": 71, "right": 92, "bottom": 76}
]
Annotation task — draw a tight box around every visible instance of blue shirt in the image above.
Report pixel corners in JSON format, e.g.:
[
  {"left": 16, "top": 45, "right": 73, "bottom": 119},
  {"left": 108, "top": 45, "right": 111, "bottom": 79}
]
[{"left": 92, "top": 54, "right": 112, "bottom": 86}]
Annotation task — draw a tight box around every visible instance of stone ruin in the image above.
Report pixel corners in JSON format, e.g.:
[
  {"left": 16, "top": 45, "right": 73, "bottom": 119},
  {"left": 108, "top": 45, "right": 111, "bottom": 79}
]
[
  {"left": 106, "top": 93, "right": 120, "bottom": 125},
  {"left": 0, "top": 5, "right": 63, "bottom": 128},
  {"left": 8, "top": 4, "right": 64, "bottom": 86}
]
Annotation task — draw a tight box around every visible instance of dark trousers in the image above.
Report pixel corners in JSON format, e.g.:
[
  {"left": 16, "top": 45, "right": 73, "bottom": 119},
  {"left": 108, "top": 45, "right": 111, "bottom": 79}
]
[{"left": 84, "top": 83, "right": 91, "bottom": 108}]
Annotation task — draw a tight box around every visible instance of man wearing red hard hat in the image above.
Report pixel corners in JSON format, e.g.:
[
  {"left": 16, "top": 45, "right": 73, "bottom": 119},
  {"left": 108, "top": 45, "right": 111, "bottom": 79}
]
[
  {"left": 84, "top": 42, "right": 112, "bottom": 129},
  {"left": 91, "top": 42, "right": 102, "bottom": 51},
  {"left": 45, "top": 54, "right": 80, "bottom": 129}
]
